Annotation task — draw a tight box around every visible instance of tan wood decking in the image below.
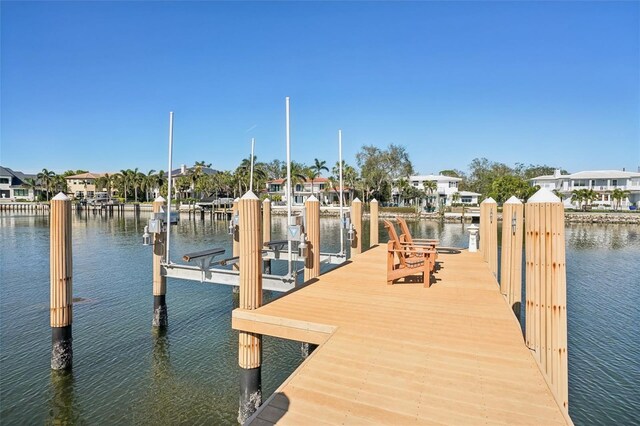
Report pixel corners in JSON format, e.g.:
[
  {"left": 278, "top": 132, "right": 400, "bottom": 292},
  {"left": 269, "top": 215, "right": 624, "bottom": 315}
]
[{"left": 232, "top": 246, "right": 571, "bottom": 425}]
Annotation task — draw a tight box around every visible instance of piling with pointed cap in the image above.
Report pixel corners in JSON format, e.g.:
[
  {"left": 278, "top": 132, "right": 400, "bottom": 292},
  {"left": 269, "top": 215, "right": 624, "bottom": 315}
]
[
  {"left": 351, "top": 198, "right": 362, "bottom": 255},
  {"left": 525, "top": 188, "right": 568, "bottom": 413},
  {"left": 500, "top": 196, "right": 523, "bottom": 320},
  {"left": 480, "top": 197, "right": 498, "bottom": 277},
  {"left": 370, "top": 199, "right": 379, "bottom": 246},
  {"left": 237, "top": 191, "right": 263, "bottom": 423},
  {"left": 262, "top": 198, "right": 271, "bottom": 274},
  {"left": 152, "top": 196, "right": 168, "bottom": 327},
  {"left": 304, "top": 195, "right": 320, "bottom": 281},
  {"left": 50, "top": 192, "right": 73, "bottom": 370}
]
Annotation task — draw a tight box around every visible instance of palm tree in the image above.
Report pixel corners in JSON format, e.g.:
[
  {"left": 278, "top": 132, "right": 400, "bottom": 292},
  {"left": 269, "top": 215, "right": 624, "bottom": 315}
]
[
  {"left": 611, "top": 188, "right": 631, "bottom": 210},
  {"left": 116, "top": 169, "right": 136, "bottom": 202},
  {"left": 37, "top": 168, "right": 56, "bottom": 201},
  {"left": 310, "top": 158, "right": 329, "bottom": 196},
  {"left": 552, "top": 189, "right": 564, "bottom": 201},
  {"left": 22, "top": 178, "right": 39, "bottom": 201}
]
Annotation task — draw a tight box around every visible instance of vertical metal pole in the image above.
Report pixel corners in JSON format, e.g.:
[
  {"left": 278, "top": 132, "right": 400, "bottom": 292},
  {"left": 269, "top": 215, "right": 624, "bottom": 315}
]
[
  {"left": 249, "top": 138, "right": 255, "bottom": 193},
  {"left": 286, "top": 97, "right": 292, "bottom": 276},
  {"left": 50, "top": 192, "right": 73, "bottom": 370},
  {"left": 339, "top": 129, "right": 344, "bottom": 255},
  {"left": 165, "top": 112, "right": 174, "bottom": 264}
]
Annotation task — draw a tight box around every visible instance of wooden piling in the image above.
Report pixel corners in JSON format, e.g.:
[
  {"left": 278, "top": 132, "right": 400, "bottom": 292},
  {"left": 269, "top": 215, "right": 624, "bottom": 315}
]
[
  {"left": 304, "top": 195, "right": 320, "bottom": 281},
  {"left": 480, "top": 197, "right": 498, "bottom": 277},
  {"left": 50, "top": 192, "right": 73, "bottom": 370},
  {"left": 262, "top": 199, "right": 271, "bottom": 274},
  {"left": 351, "top": 198, "right": 362, "bottom": 255},
  {"left": 370, "top": 199, "right": 379, "bottom": 246},
  {"left": 152, "top": 196, "right": 168, "bottom": 327},
  {"left": 500, "top": 196, "right": 523, "bottom": 320},
  {"left": 525, "top": 188, "right": 568, "bottom": 413},
  {"left": 237, "top": 191, "right": 263, "bottom": 424}
]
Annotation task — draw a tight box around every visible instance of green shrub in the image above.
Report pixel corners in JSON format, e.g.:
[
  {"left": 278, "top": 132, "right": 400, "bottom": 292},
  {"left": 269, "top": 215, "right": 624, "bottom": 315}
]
[{"left": 380, "top": 206, "right": 416, "bottom": 214}]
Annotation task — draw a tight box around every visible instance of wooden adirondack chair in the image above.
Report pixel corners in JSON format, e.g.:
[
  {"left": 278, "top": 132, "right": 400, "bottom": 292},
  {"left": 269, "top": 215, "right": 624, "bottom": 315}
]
[
  {"left": 396, "top": 216, "right": 439, "bottom": 249},
  {"left": 384, "top": 220, "right": 436, "bottom": 287}
]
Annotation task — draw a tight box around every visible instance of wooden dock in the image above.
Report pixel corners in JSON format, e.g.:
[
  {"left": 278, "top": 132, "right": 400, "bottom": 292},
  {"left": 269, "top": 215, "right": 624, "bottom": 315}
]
[{"left": 232, "top": 245, "right": 571, "bottom": 425}]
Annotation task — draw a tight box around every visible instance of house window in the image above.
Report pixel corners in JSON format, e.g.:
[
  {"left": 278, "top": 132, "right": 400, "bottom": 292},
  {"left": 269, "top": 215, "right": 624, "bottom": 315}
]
[
  {"left": 271, "top": 184, "right": 281, "bottom": 192},
  {"left": 612, "top": 180, "right": 618, "bottom": 187},
  {"left": 87, "top": 191, "right": 94, "bottom": 198},
  {"left": 14, "top": 189, "right": 28, "bottom": 196},
  {"left": 0, "top": 178, "right": 9, "bottom": 184},
  {"left": 319, "top": 184, "right": 325, "bottom": 190},
  {"left": 449, "top": 181, "right": 457, "bottom": 188},
  {"left": 295, "top": 184, "right": 302, "bottom": 192},
  {"left": 461, "top": 196, "right": 472, "bottom": 203}
]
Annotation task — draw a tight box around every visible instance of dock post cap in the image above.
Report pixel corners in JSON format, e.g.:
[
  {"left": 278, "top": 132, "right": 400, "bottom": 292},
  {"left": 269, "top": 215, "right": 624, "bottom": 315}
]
[
  {"left": 370, "top": 199, "right": 378, "bottom": 203},
  {"left": 52, "top": 192, "right": 69, "bottom": 201},
  {"left": 504, "top": 196, "right": 523, "bottom": 205},
  {"left": 527, "top": 188, "right": 561, "bottom": 203},
  {"left": 263, "top": 198, "right": 270, "bottom": 203},
  {"left": 241, "top": 191, "right": 259, "bottom": 200},
  {"left": 352, "top": 197, "right": 361, "bottom": 203},
  {"left": 306, "top": 195, "right": 318, "bottom": 202},
  {"left": 154, "top": 196, "right": 166, "bottom": 202},
  {"left": 233, "top": 197, "right": 240, "bottom": 202},
  {"left": 481, "top": 197, "right": 496, "bottom": 204}
]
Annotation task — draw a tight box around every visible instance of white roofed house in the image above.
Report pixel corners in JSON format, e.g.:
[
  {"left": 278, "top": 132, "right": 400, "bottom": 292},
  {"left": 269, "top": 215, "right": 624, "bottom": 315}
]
[
  {"left": 530, "top": 169, "right": 640, "bottom": 210},
  {"left": 395, "top": 174, "right": 481, "bottom": 211}
]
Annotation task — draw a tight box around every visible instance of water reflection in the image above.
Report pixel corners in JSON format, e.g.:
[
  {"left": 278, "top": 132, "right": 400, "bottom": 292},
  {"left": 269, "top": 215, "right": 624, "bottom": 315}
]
[
  {"left": 47, "top": 370, "right": 82, "bottom": 425},
  {"left": 567, "top": 224, "right": 638, "bottom": 251}
]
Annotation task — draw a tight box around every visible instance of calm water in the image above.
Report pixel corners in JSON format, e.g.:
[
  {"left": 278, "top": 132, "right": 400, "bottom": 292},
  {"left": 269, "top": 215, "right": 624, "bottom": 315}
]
[{"left": 1, "top": 211, "right": 638, "bottom": 425}]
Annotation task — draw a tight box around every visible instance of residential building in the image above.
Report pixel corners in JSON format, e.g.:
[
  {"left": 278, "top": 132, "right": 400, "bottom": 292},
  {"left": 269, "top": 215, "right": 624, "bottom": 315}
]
[
  {"left": 265, "top": 177, "right": 350, "bottom": 205},
  {"left": 65, "top": 172, "right": 107, "bottom": 200},
  {"left": 169, "top": 164, "right": 219, "bottom": 199},
  {"left": 396, "top": 174, "right": 481, "bottom": 208},
  {"left": 0, "top": 166, "right": 39, "bottom": 201},
  {"left": 530, "top": 169, "right": 640, "bottom": 209}
]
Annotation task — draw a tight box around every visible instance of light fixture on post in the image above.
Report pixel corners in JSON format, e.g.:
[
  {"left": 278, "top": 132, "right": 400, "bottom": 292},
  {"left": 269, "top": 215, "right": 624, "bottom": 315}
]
[
  {"left": 142, "top": 225, "right": 151, "bottom": 246},
  {"left": 347, "top": 224, "right": 355, "bottom": 242},
  {"left": 298, "top": 233, "right": 308, "bottom": 259}
]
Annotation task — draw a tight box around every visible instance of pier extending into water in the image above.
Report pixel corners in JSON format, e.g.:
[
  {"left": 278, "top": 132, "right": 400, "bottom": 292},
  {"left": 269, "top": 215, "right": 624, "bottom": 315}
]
[{"left": 231, "top": 189, "right": 571, "bottom": 425}]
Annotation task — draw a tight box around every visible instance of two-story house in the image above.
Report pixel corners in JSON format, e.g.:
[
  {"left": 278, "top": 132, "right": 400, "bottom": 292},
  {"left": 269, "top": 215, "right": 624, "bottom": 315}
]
[
  {"left": 0, "top": 166, "right": 39, "bottom": 201},
  {"left": 530, "top": 169, "right": 640, "bottom": 209},
  {"left": 266, "top": 177, "right": 350, "bottom": 205},
  {"left": 65, "top": 172, "right": 109, "bottom": 199},
  {"left": 396, "top": 174, "right": 480, "bottom": 208}
]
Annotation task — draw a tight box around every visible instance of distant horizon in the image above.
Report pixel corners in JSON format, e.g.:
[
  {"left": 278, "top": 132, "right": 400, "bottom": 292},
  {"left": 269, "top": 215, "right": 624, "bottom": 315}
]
[{"left": 2, "top": 2, "right": 638, "bottom": 174}]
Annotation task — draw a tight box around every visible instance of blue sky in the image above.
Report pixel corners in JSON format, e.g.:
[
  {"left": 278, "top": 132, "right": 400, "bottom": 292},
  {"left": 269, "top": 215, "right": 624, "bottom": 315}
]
[{"left": 1, "top": 1, "right": 638, "bottom": 176}]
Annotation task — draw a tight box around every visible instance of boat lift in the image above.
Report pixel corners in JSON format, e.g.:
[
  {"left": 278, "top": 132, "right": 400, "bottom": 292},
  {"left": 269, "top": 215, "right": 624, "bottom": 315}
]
[{"left": 145, "top": 100, "right": 350, "bottom": 293}]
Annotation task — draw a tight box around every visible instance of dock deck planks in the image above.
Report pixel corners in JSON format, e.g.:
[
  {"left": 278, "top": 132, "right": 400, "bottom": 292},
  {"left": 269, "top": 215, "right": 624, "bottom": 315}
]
[{"left": 232, "top": 245, "right": 570, "bottom": 425}]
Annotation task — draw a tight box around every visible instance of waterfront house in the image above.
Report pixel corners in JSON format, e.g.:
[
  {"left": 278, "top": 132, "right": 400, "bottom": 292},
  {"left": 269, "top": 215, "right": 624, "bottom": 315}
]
[
  {"left": 169, "top": 164, "right": 219, "bottom": 199},
  {"left": 395, "top": 174, "right": 481, "bottom": 209},
  {"left": 65, "top": 172, "right": 108, "bottom": 200},
  {"left": 266, "top": 177, "right": 351, "bottom": 205},
  {"left": 530, "top": 169, "right": 640, "bottom": 209},
  {"left": 0, "top": 166, "right": 39, "bottom": 201}
]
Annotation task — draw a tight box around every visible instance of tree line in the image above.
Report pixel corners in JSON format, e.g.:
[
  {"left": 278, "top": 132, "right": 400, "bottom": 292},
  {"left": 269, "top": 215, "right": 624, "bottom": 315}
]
[{"left": 30, "top": 148, "right": 570, "bottom": 205}]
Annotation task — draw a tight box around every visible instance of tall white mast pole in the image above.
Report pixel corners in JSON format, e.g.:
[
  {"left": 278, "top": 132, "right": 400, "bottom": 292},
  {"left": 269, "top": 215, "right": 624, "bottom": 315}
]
[
  {"left": 165, "top": 111, "right": 174, "bottom": 264},
  {"left": 286, "top": 97, "right": 292, "bottom": 276},
  {"left": 249, "top": 137, "right": 255, "bottom": 192},
  {"left": 339, "top": 129, "right": 344, "bottom": 255}
]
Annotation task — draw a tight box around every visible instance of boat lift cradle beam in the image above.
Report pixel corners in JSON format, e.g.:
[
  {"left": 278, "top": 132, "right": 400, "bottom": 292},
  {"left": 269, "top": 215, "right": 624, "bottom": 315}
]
[{"left": 162, "top": 248, "right": 346, "bottom": 293}]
